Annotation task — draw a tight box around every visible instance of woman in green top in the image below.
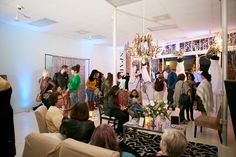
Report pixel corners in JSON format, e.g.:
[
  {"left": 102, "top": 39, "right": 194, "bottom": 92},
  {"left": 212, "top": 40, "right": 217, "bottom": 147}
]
[{"left": 68, "top": 64, "right": 81, "bottom": 107}]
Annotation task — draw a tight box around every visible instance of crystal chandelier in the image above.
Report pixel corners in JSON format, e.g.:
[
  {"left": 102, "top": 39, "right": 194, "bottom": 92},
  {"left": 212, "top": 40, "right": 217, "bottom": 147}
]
[{"left": 125, "top": 33, "right": 162, "bottom": 58}]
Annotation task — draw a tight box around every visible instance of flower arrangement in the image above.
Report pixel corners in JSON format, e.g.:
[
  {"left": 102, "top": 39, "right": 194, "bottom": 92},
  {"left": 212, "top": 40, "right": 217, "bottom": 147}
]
[
  {"left": 173, "top": 49, "right": 184, "bottom": 58},
  {"left": 141, "top": 100, "right": 171, "bottom": 121}
]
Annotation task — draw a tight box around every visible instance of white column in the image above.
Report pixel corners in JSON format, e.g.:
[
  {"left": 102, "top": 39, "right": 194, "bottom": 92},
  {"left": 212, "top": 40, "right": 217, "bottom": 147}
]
[
  {"left": 221, "top": 0, "right": 228, "bottom": 145},
  {"left": 113, "top": 8, "right": 117, "bottom": 85}
]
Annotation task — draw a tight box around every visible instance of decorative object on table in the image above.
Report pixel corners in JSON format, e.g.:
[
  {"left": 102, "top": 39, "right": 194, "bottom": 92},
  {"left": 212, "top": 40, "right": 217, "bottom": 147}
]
[
  {"left": 142, "top": 100, "right": 171, "bottom": 129},
  {"left": 138, "top": 117, "right": 145, "bottom": 127},
  {"left": 171, "top": 116, "right": 179, "bottom": 125}
]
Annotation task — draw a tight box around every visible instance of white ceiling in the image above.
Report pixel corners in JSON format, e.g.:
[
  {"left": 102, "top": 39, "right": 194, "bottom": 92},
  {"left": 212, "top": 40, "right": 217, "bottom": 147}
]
[{"left": 0, "top": 0, "right": 236, "bottom": 46}]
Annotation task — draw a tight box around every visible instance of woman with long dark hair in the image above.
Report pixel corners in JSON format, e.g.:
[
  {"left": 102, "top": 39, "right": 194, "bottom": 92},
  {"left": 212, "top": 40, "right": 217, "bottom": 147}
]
[
  {"left": 103, "top": 85, "right": 129, "bottom": 135},
  {"left": 86, "top": 69, "right": 99, "bottom": 110},
  {"left": 196, "top": 71, "right": 214, "bottom": 116},
  {"left": 101, "top": 72, "right": 113, "bottom": 97},
  {"left": 60, "top": 102, "right": 95, "bottom": 143},
  {"left": 68, "top": 64, "right": 81, "bottom": 107}
]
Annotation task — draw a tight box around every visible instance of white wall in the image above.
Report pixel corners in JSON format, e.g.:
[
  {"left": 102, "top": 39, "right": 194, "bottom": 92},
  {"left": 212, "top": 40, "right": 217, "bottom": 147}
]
[{"left": 0, "top": 21, "right": 114, "bottom": 112}]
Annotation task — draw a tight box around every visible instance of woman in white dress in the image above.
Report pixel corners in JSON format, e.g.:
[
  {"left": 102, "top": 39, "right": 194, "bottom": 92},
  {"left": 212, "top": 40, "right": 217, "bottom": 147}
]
[
  {"left": 208, "top": 55, "right": 223, "bottom": 114},
  {"left": 141, "top": 58, "right": 151, "bottom": 83},
  {"left": 176, "top": 58, "right": 185, "bottom": 76}
]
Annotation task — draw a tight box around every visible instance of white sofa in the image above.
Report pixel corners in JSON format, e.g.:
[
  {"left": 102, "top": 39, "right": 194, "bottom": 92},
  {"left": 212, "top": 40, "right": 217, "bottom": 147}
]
[{"left": 22, "top": 132, "right": 120, "bottom": 157}]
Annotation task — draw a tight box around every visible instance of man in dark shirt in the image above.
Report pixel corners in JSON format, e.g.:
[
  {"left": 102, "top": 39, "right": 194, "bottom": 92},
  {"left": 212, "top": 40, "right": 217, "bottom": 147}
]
[{"left": 53, "top": 65, "right": 69, "bottom": 90}]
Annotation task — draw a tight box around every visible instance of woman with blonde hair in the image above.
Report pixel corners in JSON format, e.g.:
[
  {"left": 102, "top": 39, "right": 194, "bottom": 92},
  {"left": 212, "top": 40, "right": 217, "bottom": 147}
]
[
  {"left": 36, "top": 69, "right": 56, "bottom": 109},
  {"left": 147, "top": 129, "right": 187, "bottom": 157}
]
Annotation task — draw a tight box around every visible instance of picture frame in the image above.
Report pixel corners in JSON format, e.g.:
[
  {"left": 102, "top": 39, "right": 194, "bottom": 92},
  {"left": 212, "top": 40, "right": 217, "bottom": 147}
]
[{"left": 138, "top": 117, "right": 145, "bottom": 127}]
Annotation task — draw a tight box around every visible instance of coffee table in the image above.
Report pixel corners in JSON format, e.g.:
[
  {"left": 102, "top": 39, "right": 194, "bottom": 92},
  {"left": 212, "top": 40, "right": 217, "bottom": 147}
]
[{"left": 123, "top": 118, "right": 186, "bottom": 141}]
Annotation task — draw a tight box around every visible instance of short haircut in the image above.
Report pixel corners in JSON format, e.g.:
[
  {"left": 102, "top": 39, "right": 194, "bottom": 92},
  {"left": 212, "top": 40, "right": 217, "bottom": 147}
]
[
  {"left": 42, "top": 69, "right": 50, "bottom": 78},
  {"left": 160, "top": 129, "right": 187, "bottom": 157},
  {"left": 90, "top": 124, "right": 119, "bottom": 151},
  {"left": 61, "top": 65, "right": 68, "bottom": 69},
  {"left": 70, "top": 102, "right": 89, "bottom": 121},
  {"left": 177, "top": 73, "right": 185, "bottom": 81},
  {"left": 48, "top": 92, "right": 61, "bottom": 106}
]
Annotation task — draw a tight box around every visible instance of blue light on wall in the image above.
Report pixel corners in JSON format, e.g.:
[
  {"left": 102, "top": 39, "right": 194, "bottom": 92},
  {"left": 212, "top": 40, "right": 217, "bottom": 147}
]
[
  {"left": 0, "top": 19, "right": 44, "bottom": 32},
  {"left": 18, "top": 75, "right": 31, "bottom": 108}
]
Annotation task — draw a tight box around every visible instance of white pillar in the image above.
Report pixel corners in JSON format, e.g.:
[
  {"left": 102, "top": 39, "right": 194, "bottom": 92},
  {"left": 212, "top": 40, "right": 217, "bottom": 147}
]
[
  {"left": 113, "top": 8, "right": 117, "bottom": 85},
  {"left": 221, "top": 0, "right": 228, "bottom": 145}
]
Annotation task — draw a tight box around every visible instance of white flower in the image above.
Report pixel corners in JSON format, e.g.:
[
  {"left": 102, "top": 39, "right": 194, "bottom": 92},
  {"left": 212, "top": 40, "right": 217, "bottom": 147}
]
[
  {"left": 158, "top": 107, "right": 161, "bottom": 111},
  {"left": 150, "top": 100, "right": 155, "bottom": 106}
]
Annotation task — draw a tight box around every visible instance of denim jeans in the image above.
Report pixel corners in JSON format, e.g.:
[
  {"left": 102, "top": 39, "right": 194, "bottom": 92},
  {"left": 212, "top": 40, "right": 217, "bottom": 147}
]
[
  {"left": 86, "top": 88, "right": 95, "bottom": 101},
  {"left": 69, "top": 90, "right": 78, "bottom": 107},
  {"left": 179, "top": 104, "right": 186, "bottom": 122}
]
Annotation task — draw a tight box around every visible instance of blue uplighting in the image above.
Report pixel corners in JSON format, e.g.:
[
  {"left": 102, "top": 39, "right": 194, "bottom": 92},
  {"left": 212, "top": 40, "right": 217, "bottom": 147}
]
[{"left": 18, "top": 75, "right": 31, "bottom": 108}]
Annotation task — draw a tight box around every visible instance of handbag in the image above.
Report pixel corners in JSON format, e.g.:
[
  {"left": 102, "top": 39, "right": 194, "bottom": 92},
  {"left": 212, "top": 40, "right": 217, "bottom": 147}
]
[
  {"left": 35, "top": 94, "right": 42, "bottom": 102},
  {"left": 179, "top": 82, "right": 189, "bottom": 106}
]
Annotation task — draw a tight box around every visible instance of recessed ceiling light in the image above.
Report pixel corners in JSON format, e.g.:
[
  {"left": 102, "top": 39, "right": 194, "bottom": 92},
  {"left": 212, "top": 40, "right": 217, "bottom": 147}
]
[
  {"left": 28, "top": 18, "right": 57, "bottom": 27},
  {"left": 76, "top": 30, "right": 90, "bottom": 35},
  {"left": 147, "top": 24, "right": 178, "bottom": 31},
  {"left": 105, "top": 0, "right": 142, "bottom": 7},
  {"left": 153, "top": 14, "right": 171, "bottom": 21}
]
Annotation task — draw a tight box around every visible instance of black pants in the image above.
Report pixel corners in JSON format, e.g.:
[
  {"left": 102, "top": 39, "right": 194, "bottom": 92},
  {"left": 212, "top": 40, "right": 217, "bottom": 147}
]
[
  {"left": 167, "top": 88, "right": 174, "bottom": 106},
  {"left": 186, "top": 100, "right": 194, "bottom": 120},
  {"left": 110, "top": 109, "right": 129, "bottom": 133},
  {"left": 179, "top": 104, "right": 186, "bottom": 122}
]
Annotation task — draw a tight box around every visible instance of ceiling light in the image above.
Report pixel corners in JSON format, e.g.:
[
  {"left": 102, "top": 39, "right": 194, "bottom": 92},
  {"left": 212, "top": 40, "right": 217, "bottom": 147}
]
[
  {"left": 105, "top": 0, "right": 142, "bottom": 7},
  {"left": 147, "top": 24, "right": 178, "bottom": 32},
  {"left": 28, "top": 18, "right": 57, "bottom": 27}
]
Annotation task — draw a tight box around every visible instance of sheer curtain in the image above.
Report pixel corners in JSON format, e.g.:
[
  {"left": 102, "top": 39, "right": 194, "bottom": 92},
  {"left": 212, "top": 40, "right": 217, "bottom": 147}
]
[{"left": 45, "top": 54, "right": 89, "bottom": 102}]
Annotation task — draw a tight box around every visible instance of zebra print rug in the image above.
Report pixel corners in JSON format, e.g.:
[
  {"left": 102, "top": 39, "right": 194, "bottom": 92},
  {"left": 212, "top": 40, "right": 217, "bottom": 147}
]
[{"left": 122, "top": 130, "right": 218, "bottom": 157}]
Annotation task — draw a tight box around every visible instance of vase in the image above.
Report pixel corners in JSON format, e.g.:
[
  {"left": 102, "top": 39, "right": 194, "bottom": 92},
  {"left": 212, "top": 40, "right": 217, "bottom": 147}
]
[{"left": 151, "top": 117, "right": 156, "bottom": 129}]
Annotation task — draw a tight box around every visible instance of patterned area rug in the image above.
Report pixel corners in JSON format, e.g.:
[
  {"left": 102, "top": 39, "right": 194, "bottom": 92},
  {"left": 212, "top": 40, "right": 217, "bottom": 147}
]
[{"left": 121, "top": 130, "right": 218, "bottom": 157}]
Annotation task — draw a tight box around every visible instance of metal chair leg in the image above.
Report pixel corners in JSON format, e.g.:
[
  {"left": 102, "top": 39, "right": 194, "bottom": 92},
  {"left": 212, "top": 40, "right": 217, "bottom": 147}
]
[{"left": 194, "top": 126, "right": 197, "bottom": 137}]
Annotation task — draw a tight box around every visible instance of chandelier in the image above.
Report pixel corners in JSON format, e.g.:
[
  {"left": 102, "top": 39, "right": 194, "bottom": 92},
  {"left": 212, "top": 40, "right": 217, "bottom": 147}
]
[{"left": 125, "top": 33, "right": 162, "bottom": 58}]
